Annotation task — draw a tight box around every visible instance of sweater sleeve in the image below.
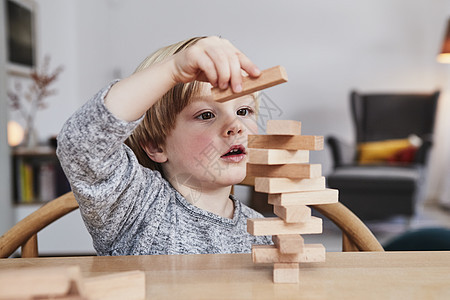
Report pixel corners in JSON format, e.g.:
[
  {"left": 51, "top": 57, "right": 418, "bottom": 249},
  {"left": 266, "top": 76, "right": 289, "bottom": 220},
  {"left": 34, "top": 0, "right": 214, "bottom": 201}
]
[{"left": 56, "top": 81, "right": 166, "bottom": 254}]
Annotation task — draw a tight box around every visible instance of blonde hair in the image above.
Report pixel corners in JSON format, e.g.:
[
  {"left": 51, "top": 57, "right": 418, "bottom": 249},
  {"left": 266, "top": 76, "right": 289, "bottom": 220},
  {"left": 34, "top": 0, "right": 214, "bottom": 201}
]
[{"left": 125, "top": 37, "right": 205, "bottom": 176}]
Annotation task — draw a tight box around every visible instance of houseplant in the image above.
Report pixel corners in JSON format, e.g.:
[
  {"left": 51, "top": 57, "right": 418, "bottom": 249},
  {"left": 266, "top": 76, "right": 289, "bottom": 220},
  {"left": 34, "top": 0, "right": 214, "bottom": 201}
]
[{"left": 7, "top": 56, "right": 64, "bottom": 148}]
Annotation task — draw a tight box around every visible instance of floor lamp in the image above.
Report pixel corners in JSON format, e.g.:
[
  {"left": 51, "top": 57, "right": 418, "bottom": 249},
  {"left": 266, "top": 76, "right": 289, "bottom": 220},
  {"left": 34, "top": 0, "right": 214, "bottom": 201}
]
[{"left": 437, "top": 18, "right": 450, "bottom": 209}]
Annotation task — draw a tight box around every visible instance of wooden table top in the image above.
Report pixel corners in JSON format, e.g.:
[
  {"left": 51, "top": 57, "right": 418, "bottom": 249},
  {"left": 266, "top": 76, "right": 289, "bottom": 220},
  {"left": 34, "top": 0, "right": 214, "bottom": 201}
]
[{"left": 1, "top": 251, "right": 450, "bottom": 299}]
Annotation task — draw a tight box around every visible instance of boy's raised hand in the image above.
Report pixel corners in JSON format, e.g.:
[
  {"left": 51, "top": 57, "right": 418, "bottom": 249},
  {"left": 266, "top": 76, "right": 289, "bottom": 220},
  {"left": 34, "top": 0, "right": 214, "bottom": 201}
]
[
  {"left": 171, "top": 36, "right": 261, "bottom": 93},
  {"left": 105, "top": 36, "right": 261, "bottom": 122}
]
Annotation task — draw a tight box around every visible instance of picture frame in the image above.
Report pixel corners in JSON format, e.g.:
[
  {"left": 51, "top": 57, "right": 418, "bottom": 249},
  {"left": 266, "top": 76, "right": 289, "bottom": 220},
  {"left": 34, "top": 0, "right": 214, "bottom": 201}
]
[{"left": 6, "top": 0, "right": 37, "bottom": 77}]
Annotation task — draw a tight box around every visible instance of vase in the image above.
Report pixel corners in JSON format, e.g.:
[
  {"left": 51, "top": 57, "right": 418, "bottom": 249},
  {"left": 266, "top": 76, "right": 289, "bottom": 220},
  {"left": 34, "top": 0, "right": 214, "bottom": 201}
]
[{"left": 22, "top": 127, "right": 39, "bottom": 149}]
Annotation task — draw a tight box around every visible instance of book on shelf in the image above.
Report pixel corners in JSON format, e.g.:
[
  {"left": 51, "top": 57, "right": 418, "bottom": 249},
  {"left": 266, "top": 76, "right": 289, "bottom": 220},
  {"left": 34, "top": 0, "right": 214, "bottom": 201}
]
[
  {"left": 12, "top": 150, "right": 70, "bottom": 204},
  {"left": 38, "top": 162, "right": 57, "bottom": 202},
  {"left": 22, "top": 162, "right": 34, "bottom": 203}
]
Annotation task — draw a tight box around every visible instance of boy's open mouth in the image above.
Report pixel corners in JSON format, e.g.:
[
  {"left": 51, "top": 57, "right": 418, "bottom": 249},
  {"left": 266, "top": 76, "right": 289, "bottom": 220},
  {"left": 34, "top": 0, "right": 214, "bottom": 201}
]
[{"left": 221, "top": 145, "right": 246, "bottom": 157}]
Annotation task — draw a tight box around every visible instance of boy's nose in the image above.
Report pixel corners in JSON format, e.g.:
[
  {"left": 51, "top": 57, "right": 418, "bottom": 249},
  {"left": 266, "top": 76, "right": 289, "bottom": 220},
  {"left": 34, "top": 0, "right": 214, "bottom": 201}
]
[
  {"left": 225, "top": 122, "right": 243, "bottom": 136},
  {"left": 227, "top": 128, "right": 241, "bottom": 136}
]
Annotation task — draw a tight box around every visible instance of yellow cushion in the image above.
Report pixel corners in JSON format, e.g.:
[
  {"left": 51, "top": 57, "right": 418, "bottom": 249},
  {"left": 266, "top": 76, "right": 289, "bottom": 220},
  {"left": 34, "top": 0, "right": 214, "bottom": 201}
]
[{"left": 358, "top": 139, "right": 412, "bottom": 164}]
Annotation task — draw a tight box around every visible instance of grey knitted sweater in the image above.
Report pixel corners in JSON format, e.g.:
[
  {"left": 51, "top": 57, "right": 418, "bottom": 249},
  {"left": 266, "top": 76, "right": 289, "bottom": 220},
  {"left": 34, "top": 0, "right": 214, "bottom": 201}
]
[{"left": 56, "top": 82, "right": 271, "bottom": 256}]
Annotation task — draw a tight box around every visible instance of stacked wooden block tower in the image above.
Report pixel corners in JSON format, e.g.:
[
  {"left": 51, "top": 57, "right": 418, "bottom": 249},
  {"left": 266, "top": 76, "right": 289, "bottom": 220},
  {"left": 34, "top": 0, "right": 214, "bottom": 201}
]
[
  {"left": 211, "top": 65, "right": 339, "bottom": 283},
  {"left": 246, "top": 120, "right": 339, "bottom": 284}
]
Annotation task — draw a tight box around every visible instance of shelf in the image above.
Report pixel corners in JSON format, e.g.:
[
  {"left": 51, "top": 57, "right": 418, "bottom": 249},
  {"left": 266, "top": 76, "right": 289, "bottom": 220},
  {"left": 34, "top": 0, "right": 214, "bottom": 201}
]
[
  {"left": 12, "top": 146, "right": 56, "bottom": 156},
  {"left": 11, "top": 146, "right": 70, "bottom": 204}
]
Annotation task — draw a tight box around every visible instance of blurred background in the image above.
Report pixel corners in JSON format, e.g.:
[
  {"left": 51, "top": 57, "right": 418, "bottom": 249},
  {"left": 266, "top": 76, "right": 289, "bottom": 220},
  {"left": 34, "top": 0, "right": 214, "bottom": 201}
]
[{"left": 1, "top": 0, "right": 450, "bottom": 255}]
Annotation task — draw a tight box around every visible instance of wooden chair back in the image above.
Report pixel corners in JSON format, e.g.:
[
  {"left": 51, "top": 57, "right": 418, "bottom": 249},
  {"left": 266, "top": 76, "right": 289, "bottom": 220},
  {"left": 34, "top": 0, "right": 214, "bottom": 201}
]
[
  {"left": 1, "top": 183, "right": 383, "bottom": 258},
  {"left": 0, "top": 192, "right": 78, "bottom": 258}
]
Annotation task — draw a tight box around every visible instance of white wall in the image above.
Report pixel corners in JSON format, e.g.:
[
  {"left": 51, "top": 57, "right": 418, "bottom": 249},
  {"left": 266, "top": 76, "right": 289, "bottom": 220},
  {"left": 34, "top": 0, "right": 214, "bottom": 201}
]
[
  {"left": 6, "top": 0, "right": 450, "bottom": 203},
  {"left": 0, "top": 0, "right": 13, "bottom": 234},
  {"left": 32, "top": 0, "right": 80, "bottom": 140},
  {"left": 97, "top": 0, "right": 450, "bottom": 203},
  {"left": 75, "top": 0, "right": 115, "bottom": 102}
]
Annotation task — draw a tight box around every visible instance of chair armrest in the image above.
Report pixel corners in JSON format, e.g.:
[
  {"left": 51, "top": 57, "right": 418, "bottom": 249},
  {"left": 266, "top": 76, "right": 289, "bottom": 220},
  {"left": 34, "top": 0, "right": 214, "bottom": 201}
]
[
  {"left": 414, "top": 134, "right": 433, "bottom": 165},
  {"left": 311, "top": 202, "right": 384, "bottom": 252},
  {"left": 326, "top": 136, "right": 356, "bottom": 169}
]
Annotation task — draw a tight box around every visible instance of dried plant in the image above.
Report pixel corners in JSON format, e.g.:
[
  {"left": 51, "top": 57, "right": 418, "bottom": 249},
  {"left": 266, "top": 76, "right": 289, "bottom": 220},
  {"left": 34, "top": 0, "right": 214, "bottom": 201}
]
[{"left": 8, "top": 56, "right": 64, "bottom": 146}]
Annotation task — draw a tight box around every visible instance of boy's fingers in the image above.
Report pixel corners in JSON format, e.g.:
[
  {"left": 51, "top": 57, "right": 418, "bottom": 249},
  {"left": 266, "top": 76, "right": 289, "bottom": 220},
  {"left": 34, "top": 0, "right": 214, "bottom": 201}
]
[
  {"left": 181, "top": 36, "right": 259, "bottom": 91},
  {"left": 237, "top": 51, "right": 261, "bottom": 78},
  {"left": 228, "top": 55, "right": 243, "bottom": 93},
  {"left": 205, "top": 47, "right": 231, "bottom": 90},
  {"left": 196, "top": 56, "right": 218, "bottom": 87}
]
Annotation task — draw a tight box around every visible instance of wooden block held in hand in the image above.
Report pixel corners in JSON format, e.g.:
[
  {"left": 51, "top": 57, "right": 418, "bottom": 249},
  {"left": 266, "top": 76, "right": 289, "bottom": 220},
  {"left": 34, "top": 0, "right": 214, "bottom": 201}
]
[
  {"left": 252, "top": 244, "right": 326, "bottom": 263},
  {"left": 266, "top": 120, "right": 301, "bottom": 135},
  {"left": 272, "top": 235, "right": 304, "bottom": 254},
  {"left": 268, "top": 189, "right": 339, "bottom": 206},
  {"left": 247, "top": 164, "right": 321, "bottom": 179},
  {"left": 254, "top": 177, "right": 326, "bottom": 194},
  {"left": 273, "top": 263, "right": 299, "bottom": 284},
  {"left": 84, "top": 271, "right": 145, "bottom": 300},
  {"left": 211, "top": 65, "right": 288, "bottom": 102},
  {"left": 247, "top": 216, "right": 322, "bottom": 236},
  {"left": 248, "top": 135, "right": 324, "bottom": 151},
  {"left": 248, "top": 149, "right": 309, "bottom": 165},
  {"left": 274, "top": 205, "right": 311, "bottom": 223}
]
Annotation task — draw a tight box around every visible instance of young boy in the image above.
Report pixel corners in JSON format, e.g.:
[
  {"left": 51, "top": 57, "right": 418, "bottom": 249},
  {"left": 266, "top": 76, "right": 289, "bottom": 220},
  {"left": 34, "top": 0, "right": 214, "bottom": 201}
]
[{"left": 57, "top": 36, "right": 271, "bottom": 256}]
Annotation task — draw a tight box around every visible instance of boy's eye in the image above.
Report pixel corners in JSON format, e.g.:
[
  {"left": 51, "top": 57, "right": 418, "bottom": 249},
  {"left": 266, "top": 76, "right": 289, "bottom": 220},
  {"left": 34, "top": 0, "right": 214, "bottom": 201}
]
[
  {"left": 236, "top": 108, "right": 253, "bottom": 116},
  {"left": 196, "top": 111, "right": 215, "bottom": 120}
]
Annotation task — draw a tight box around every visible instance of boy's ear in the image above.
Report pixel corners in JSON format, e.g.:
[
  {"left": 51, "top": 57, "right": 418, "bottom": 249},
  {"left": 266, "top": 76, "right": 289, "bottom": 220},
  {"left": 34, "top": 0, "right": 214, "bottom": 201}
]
[{"left": 141, "top": 142, "right": 168, "bottom": 163}]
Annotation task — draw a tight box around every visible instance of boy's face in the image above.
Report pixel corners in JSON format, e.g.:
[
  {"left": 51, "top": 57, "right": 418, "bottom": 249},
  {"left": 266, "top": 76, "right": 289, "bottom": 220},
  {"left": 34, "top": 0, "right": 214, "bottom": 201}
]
[{"left": 160, "top": 86, "right": 258, "bottom": 192}]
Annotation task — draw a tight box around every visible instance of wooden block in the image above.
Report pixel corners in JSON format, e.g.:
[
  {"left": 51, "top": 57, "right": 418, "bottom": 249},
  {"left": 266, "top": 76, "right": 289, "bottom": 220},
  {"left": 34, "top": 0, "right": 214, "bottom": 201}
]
[
  {"left": 252, "top": 244, "right": 326, "bottom": 263},
  {"left": 266, "top": 120, "right": 301, "bottom": 135},
  {"left": 268, "top": 189, "right": 339, "bottom": 206},
  {"left": 211, "top": 65, "right": 288, "bottom": 102},
  {"left": 273, "top": 263, "right": 299, "bottom": 284},
  {"left": 247, "top": 163, "right": 321, "bottom": 179},
  {"left": 272, "top": 234, "right": 304, "bottom": 254},
  {"left": 0, "top": 267, "right": 145, "bottom": 300},
  {"left": 239, "top": 175, "right": 255, "bottom": 186},
  {"left": 53, "top": 296, "right": 87, "bottom": 300},
  {"left": 84, "top": 271, "right": 145, "bottom": 300},
  {"left": 248, "top": 149, "right": 309, "bottom": 165},
  {"left": 247, "top": 216, "right": 322, "bottom": 236},
  {"left": 0, "top": 266, "right": 84, "bottom": 299},
  {"left": 254, "top": 177, "right": 326, "bottom": 194},
  {"left": 248, "top": 135, "right": 323, "bottom": 151},
  {"left": 273, "top": 205, "right": 312, "bottom": 223}
]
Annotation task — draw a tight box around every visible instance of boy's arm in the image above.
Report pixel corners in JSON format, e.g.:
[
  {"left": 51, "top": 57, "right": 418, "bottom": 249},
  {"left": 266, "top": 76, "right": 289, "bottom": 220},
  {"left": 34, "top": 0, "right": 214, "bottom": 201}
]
[
  {"left": 57, "top": 36, "right": 261, "bottom": 253},
  {"left": 104, "top": 36, "right": 261, "bottom": 122},
  {"left": 56, "top": 83, "right": 162, "bottom": 254}
]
